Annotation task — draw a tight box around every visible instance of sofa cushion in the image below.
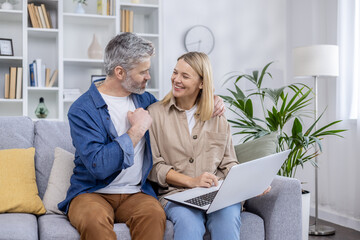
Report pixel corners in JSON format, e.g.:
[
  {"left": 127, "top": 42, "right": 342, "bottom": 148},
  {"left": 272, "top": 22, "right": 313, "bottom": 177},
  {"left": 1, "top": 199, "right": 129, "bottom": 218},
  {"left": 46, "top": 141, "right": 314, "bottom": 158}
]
[
  {"left": 38, "top": 214, "right": 174, "bottom": 240},
  {"left": 0, "top": 148, "right": 46, "bottom": 215},
  {"left": 0, "top": 213, "right": 38, "bottom": 240},
  {"left": 43, "top": 147, "right": 75, "bottom": 214},
  {"left": 234, "top": 133, "right": 277, "bottom": 163},
  {"left": 34, "top": 120, "right": 75, "bottom": 199},
  {"left": 0, "top": 116, "right": 34, "bottom": 150}
]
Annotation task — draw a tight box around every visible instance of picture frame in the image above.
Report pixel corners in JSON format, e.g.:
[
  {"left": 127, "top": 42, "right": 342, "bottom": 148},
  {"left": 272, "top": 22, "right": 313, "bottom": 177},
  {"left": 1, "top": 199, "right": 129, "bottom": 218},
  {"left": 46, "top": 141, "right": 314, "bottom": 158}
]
[
  {"left": 91, "top": 74, "right": 106, "bottom": 83},
  {"left": 0, "top": 38, "right": 14, "bottom": 56}
]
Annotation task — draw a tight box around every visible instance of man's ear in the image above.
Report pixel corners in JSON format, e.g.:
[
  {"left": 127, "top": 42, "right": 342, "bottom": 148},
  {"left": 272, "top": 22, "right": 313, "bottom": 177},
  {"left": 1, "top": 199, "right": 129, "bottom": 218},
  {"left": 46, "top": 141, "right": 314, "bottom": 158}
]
[{"left": 114, "top": 66, "right": 126, "bottom": 80}]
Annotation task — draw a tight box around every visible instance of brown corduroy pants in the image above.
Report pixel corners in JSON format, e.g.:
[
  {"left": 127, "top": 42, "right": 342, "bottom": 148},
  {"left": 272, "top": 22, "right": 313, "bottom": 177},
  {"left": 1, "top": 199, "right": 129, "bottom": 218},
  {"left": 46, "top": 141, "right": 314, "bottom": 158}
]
[{"left": 68, "top": 192, "right": 166, "bottom": 240}]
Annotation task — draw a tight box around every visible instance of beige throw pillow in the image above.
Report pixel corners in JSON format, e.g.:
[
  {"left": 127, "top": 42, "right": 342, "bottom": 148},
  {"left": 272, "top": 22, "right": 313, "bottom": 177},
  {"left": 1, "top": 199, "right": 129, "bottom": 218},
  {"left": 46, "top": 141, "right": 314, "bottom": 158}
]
[{"left": 42, "top": 147, "right": 75, "bottom": 214}]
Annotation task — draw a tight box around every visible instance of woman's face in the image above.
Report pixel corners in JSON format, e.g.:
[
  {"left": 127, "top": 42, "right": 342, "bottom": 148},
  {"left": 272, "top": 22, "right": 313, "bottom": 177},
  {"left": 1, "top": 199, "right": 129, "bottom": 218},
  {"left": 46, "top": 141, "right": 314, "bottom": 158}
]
[{"left": 171, "top": 59, "right": 203, "bottom": 102}]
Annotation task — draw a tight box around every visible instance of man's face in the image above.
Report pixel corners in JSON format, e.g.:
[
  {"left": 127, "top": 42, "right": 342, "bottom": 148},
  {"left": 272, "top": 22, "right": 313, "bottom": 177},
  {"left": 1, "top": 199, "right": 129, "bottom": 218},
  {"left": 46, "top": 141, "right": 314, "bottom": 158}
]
[{"left": 121, "top": 58, "right": 151, "bottom": 94}]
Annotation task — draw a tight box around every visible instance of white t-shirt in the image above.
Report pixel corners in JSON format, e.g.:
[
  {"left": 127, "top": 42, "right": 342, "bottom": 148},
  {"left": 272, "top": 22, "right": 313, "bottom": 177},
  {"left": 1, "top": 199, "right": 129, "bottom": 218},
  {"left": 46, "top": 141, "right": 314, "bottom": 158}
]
[
  {"left": 95, "top": 93, "right": 145, "bottom": 194},
  {"left": 185, "top": 104, "right": 197, "bottom": 135}
]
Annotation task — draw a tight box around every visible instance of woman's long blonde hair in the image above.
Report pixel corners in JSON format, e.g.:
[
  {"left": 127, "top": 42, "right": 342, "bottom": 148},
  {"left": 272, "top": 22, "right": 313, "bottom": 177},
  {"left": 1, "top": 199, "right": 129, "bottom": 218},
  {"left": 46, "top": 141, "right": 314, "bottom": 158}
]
[{"left": 162, "top": 52, "right": 214, "bottom": 122}]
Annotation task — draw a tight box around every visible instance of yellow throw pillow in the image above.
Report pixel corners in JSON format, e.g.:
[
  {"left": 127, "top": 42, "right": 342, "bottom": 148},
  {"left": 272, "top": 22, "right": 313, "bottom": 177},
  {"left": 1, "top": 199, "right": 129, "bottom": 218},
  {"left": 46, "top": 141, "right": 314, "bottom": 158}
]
[{"left": 0, "top": 148, "right": 46, "bottom": 215}]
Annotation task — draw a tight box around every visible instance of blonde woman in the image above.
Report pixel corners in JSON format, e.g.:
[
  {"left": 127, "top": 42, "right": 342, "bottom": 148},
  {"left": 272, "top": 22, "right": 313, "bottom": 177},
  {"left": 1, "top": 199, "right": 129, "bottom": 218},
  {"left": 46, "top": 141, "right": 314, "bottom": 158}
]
[{"left": 148, "top": 52, "right": 241, "bottom": 240}]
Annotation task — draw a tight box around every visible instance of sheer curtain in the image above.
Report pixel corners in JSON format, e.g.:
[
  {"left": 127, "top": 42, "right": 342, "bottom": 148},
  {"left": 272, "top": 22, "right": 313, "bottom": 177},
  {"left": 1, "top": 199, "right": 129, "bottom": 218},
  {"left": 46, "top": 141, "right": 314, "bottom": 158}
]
[
  {"left": 326, "top": 0, "right": 360, "bottom": 229},
  {"left": 337, "top": 0, "right": 360, "bottom": 120}
]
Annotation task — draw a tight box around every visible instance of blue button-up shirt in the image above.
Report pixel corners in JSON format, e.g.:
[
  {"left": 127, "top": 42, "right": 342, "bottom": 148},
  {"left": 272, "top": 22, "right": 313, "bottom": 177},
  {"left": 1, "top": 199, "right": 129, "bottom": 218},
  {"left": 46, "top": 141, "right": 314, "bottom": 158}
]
[{"left": 58, "top": 82, "right": 158, "bottom": 214}]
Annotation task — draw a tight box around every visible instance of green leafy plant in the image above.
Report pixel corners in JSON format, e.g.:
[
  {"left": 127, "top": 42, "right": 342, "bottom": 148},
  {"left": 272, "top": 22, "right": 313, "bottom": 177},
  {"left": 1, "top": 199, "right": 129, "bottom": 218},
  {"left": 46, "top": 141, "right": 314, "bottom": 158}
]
[{"left": 220, "top": 62, "right": 346, "bottom": 178}]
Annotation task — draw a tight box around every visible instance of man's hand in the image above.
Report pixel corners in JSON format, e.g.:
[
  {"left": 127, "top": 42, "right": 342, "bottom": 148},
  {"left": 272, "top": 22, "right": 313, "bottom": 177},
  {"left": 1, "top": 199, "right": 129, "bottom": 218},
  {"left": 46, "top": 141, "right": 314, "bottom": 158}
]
[
  {"left": 212, "top": 95, "right": 225, "bottom": 117},
  {"left": 127, "top": 108, "right": 152, "bottom": 147},
  {"left": 190, "top": 172, "right": 219, "bottom": 188}
]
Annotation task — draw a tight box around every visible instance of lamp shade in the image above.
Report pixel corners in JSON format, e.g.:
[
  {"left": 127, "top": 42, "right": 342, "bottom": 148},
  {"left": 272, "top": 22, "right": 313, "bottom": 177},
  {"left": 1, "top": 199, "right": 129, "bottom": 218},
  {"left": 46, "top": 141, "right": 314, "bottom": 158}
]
[{"left": 293, "top": 45, "right": 339, "bottom": 77}]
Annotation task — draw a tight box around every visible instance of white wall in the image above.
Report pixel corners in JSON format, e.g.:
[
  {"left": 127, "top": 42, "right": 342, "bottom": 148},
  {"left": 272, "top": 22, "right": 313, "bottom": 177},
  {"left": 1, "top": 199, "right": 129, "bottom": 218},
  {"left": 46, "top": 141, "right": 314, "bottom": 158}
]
[
  {"left": 162, "top": 0, "right": 287, "bottom": 102},
  {"left": 162, "top": 0, "right": 360, "bottom": 231}
]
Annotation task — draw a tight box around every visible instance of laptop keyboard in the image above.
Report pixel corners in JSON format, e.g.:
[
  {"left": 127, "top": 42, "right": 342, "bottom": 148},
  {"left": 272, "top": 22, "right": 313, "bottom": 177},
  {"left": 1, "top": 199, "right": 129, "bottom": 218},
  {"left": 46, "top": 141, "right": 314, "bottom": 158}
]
[{"left": 185, "top": 190, "right": 219, "bottom": 207}]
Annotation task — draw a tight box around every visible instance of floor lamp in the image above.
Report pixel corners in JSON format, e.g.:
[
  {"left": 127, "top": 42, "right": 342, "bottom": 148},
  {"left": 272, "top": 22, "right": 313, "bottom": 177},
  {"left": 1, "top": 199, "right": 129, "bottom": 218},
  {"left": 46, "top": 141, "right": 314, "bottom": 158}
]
[{"left": 292, "top": 45, "right": 339, "bottom": 236}]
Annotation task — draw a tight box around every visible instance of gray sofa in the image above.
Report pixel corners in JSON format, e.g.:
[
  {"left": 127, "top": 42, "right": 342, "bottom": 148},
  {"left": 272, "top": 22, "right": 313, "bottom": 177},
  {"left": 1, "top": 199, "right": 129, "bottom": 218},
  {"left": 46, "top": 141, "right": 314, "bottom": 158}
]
[{"left": 0, "top": 116, "right": 302, "bottom": 240}]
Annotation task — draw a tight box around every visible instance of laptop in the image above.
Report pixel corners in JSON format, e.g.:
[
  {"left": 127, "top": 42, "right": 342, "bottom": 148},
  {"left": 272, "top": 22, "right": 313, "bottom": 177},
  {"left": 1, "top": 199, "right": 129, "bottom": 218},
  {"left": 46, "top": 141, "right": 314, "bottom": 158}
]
[{"left": 165, "top": 150, "right": 290, "bottom": 214}]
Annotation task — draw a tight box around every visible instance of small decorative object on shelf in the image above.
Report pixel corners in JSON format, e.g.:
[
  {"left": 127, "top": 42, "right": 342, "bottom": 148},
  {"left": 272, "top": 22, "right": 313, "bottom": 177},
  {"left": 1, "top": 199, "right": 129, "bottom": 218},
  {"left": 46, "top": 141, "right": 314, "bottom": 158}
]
[
  {"left": 35, "top": 97, "right": 49, "bottom": 118},
  {"left": 0, "top": 38, "right": 14, "bottom": 56},
  {"left": 74, "top": 0, "right": 86, "bottom": 14},
  {"left": 88, "top": 34, "right": 103, "bottom": 59},
  {"left": 1, "top": 0, "right": 14, "bottom": 10},
  {"left": 131, "top": 0, "right": 140, "bottom": 3}
]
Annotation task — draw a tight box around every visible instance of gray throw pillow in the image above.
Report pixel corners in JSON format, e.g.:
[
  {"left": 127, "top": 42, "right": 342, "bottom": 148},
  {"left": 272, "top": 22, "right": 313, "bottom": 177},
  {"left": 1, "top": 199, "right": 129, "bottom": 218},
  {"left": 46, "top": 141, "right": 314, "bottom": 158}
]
[{"left": 234, "top": 133, "right": 278, "bottom": 164}]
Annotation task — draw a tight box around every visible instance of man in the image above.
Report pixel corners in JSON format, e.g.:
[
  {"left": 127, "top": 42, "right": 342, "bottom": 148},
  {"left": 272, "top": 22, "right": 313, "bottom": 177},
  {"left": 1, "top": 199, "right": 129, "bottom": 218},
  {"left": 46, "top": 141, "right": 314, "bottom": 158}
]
[{"left": 58, "top": 32, "right": 225, "bottom": 240}]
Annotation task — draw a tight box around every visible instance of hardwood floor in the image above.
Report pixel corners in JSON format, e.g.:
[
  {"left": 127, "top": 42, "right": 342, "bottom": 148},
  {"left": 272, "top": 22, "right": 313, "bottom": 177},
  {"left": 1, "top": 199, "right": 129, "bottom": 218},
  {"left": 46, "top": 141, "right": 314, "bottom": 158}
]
[{"left": 308, "top": 217, "right": 360, "bottom": 240}]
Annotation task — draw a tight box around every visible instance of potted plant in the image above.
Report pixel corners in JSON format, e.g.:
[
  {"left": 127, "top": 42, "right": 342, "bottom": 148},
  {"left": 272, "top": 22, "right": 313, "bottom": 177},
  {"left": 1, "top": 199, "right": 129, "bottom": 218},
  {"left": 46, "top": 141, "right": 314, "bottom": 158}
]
[{"left": 219, "top": 62, "right": 346, "bottom": 239}]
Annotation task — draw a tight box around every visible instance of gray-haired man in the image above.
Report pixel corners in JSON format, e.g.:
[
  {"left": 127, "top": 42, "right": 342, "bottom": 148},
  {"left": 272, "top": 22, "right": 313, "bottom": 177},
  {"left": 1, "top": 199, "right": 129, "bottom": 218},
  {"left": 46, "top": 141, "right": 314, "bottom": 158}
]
[{"left": 58, "top": 32, "right": 225, "bottom": 240}]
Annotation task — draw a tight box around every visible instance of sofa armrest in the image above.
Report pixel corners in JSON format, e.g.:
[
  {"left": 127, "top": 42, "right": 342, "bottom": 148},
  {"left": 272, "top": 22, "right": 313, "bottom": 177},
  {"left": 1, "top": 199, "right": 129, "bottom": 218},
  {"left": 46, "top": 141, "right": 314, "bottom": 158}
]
[{"left": 244, "top": 176, "right": 302, "bottom": 240}]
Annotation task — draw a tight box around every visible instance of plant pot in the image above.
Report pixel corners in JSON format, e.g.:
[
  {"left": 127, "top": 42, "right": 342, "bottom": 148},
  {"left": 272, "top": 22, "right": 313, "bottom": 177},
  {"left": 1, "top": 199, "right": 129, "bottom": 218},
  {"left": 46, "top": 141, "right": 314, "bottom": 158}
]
[
  {"left": 302, "top": 190, "right": 311, "bottom": 240},
  {"left": 1, "top": 1, "right": 13, "bottom": 10},
  {"left": 75, "top": 3, "right": 85, "bottom": 14}
]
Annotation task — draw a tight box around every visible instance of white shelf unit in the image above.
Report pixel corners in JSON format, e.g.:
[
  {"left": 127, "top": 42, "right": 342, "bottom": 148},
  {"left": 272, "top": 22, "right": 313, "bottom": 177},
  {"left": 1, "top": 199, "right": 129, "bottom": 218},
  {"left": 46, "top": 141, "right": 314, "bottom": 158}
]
[
  {"left": 0, "top": 6, "right": 24, "bottom": 117},
  {"left": 0, "top": 0, "right": 162, "bottom": 120}
]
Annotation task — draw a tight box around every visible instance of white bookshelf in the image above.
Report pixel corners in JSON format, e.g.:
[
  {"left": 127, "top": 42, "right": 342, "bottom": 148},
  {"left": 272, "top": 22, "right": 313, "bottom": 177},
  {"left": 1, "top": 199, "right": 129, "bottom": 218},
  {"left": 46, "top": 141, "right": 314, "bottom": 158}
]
[{"left": 0, "top": 0, "right": 162, "bottom": 120}]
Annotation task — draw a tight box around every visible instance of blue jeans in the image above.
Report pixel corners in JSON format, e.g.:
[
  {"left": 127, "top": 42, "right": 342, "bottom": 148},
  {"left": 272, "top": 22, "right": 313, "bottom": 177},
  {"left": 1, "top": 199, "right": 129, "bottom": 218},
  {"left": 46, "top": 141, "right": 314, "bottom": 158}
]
[{"left": 164, "top": 201, "right": 241, "bottom": 240}]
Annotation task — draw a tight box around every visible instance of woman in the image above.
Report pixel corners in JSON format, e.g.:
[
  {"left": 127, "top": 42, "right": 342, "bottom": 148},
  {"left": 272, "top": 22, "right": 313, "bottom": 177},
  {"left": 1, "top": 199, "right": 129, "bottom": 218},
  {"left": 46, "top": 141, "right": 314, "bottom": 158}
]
[{"left": 148, "top": 52, "right": 241, "bottom": 240}]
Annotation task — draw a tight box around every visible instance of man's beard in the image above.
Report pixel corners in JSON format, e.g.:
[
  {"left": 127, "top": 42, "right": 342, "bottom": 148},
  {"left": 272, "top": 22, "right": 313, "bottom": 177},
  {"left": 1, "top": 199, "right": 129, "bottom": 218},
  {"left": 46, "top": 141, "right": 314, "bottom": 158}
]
[{"left": 121, "top": 74, "right": 147, "bottom": 94}]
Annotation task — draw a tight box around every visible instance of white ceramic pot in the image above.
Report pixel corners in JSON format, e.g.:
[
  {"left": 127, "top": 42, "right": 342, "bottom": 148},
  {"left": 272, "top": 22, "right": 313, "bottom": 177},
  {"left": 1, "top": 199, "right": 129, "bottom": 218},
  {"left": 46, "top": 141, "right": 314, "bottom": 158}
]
[
  {"left": 1, "top": 1, "right": 13, "bottom": 10},
  {"left": 75, "top": 3, "right": 85, "bottom": 14}
]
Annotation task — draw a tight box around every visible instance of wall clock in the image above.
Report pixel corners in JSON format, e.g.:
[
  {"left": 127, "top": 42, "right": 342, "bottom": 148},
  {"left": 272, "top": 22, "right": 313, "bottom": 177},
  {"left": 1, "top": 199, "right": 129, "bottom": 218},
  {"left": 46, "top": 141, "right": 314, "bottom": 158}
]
[{"left": 184, "top": 25, "right": 215, "bottom": 55}]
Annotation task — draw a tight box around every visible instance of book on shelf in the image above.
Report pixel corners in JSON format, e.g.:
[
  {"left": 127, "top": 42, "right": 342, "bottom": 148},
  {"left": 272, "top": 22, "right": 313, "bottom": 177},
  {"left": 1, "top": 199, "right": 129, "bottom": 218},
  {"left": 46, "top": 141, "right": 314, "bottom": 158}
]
[
  {"left": 29, "top": 60, "right": 57, "bottom": 88},
  {"left": 4, "top": 73, "right": 9, "bottom": 99},
  {"left": 29, "top": 62, "right": 35, "bottom": 87},
  {"left": 9, "top": 67, "right": 17, "bottom": 99},
  {"left": 121, "top": 9, "right": 134, "bottom": 33},
  {"left": 27, "top": 3, "right": 39, "bottom": 28},
  {"left": 35, "top": 59, "right": 45, "bottom": 87},
  {"left": 97, "top": 0, "right": 115, "bottom": 16},
  {"left": 121, "top": 9, "right": 125, "bottom": 31},
  {"left": 48, "top": 70, "right": 58, "bottom": 88},
  {"left": 16, "top": 67, "right": 22, "bottom": 99},
  {"left": 37, "top": 6, "right": 47, "bottom": 29},
  {"left": 45, "top": 68, "right": 51, "bottom": 87},
  {"left": 41, "top": 4, "right": 51, "bottom": 28},
  {"left": 27, "top": 3, "right": 52, "bottom": 29},
  {"left": 129, "top": 10, "right": 133, "bottom": 33},
  {"left": 46, "top": 11, "right": 53, "bottom": 28}
]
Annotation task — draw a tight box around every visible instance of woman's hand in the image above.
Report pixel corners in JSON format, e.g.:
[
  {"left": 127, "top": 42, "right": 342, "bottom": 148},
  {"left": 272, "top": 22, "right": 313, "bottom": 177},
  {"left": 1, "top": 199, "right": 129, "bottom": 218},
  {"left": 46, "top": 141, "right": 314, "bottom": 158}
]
[
  {"left": 190, "top": 172, "right": 219, "bottom": 188},
  {"left": 257, "top": 186, "right": 272, "bottom": 197}
]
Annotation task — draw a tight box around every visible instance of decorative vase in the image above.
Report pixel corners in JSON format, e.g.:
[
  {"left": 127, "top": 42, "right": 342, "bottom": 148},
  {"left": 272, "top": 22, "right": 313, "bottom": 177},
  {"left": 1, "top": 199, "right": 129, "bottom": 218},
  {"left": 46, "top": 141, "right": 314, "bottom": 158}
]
[
  {"left": 75, "top": 2, "right": 85, "bottom": 14},
  {"left": 35, "top": 97, "right": 49, "bottom": 118},
  {"left": 88, "top": 34, "right": 103, "bottom": 59},
  {"left": 1, "top": 0, "right": 13, "bottom": 10}
]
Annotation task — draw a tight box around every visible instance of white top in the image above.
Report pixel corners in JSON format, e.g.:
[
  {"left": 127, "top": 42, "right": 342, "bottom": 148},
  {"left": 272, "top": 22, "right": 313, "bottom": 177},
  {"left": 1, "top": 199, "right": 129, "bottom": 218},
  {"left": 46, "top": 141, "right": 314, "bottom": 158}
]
[
  {"left": 185, "top": 104, "right": 197, "bottom": 135},
  {"left": 95, "top": 93, "right": 145, "bottom": 194}
]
